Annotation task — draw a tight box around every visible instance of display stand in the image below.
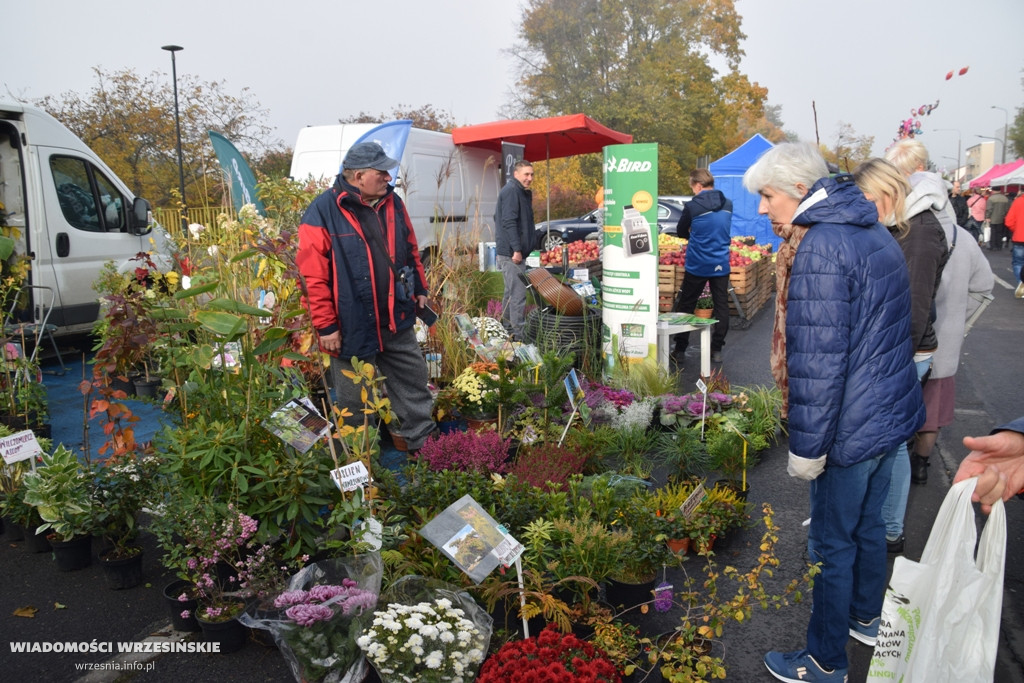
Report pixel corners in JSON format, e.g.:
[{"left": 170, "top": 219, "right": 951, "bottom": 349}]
[{"left": 656, "top": 319, "right": 712, "bottom": 376}]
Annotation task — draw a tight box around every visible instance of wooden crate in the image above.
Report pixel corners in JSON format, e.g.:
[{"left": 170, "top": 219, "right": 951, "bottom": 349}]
[
  {"left": 659, "top": 294, "right": 675, "bottom": 312},
  {"left": 658, "top": 265, "right": 682, "bottom": 293},
  {"left": 729, "top": 264, "right": 758, "bottom": 295},
  {"left": 729, "top": 282, "right": 769, "bottom": 318}
]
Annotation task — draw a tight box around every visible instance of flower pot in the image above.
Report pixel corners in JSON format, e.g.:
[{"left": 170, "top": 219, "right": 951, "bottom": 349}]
[
  {"left": 606, "top": 575, "right": 657, "bottom": 609},
  {"left": 197, "top": 604, "right": 248, "bottom": 654},
  {"left": 23, "top": 526, "right": 51, "bottom": 553},
  {"left": 1, "top": 515, "right": 24, "bottom": 542},
  {"left": 464, "top": 415, "right": 498, "bottom": 433},
  {"left": 99, "top": 547, "right": 144, "bottom": 589},
  {"left": 390, "top": 433, "right": 409, "bottom": 452},
  {"left": 132, "top": 377, "right": 162, "bottom": 399},
  {"left": 665, "top": 537, "right": 690, "bottom": 555},
  {"left": 163, "top": 579, "right": 202, "bottom": 632},
  {"left": 50, "top": 534, "right": 92, "bottom": 571},
  {"left": 694, "top": 308, "right": 713, "bottom": 319}
]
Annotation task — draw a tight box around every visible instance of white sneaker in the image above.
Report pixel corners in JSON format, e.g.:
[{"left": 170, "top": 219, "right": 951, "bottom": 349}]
[{"left": 1015, "top": 282, "right": 1024, "bottom": 299}]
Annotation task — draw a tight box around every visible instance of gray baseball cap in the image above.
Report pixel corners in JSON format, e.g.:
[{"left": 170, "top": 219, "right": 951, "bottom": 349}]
[{"left": 342, "top": 142, "right": 399, "bottom": 171}]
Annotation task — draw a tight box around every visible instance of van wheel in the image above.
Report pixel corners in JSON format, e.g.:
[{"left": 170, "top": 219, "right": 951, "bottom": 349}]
[{"left": 541, "top": 232, "right": 564, "bottom": 251}]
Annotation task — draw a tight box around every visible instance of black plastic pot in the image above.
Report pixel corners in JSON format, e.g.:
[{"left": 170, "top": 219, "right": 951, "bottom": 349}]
[
  {"left": 50, "top": 534, "right": 93, "bottom": 571},
  {"left": 99, "top": 548, "right": 144, "bottom": 589},
  {"left": 163, "top": 579, "right": 201, "bottom": 632}
]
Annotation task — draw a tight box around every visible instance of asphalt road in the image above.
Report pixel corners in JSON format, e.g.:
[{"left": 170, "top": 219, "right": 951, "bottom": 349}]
[{"left": 0, "top": 247, "right": 1021, "bottom": 682}]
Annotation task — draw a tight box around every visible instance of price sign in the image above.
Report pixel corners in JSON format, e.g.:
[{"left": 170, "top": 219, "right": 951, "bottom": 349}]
[
  {"left": 494, "top": 534, "right": 525, "bottom": 567},
  {"left": 1, "top": 430, "right": 42, "bottom": 465}
]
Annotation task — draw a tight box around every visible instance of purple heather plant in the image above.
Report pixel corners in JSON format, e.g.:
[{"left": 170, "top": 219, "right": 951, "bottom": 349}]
[{"left": 414, "top": 429, "right": 513, "bottom": 474}]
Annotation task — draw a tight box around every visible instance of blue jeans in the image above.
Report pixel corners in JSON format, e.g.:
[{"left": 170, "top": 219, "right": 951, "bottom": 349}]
[
  {"left": 881, "top": 356, "right": 932, "bottom": 539},
  {"left": 1012, "top": 241, "right": 1024, "bottom": 284},
  {"left": 806, "top": 446, "right": 898, "bottom": 669}
]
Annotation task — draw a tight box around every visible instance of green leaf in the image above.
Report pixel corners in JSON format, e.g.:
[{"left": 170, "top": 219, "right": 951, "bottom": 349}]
[
  {"left": 195, "top": 311, "right": 248, "bottom": 338},
  {"left": 205, "top": 298, "right": 273, "bottom": 317},
  {"left": 252, "top": 337, "right": 287, "bottom": 356},
  {"left": 174, "top": 280, "right": 220, "bottom": 298},
  {"left": 229, "top": 248, "right": 260, "bottom": 262}
]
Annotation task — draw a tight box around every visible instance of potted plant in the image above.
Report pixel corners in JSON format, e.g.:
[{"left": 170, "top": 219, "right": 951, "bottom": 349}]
[
  {"left": 91, "top": 453, "right": 157, "bottom": 588},
  {"left": 413, "top": 428, "right": 514, "bottom": 474},
  {"left": 606, "top": 498, "right": 676, "bottom": 608},
  {"left": 450, "top": 361, "right": 504, "bottom": 430},
  {"left": 152, "top": 499, "right": 273, "bottom": 652},
  {"left": 0, "top": 341, "right": 49, "bottom": 435},
  {"left": 694, "top": 283, "right": 714, "bottom": 318},
  {"left": 0, "top": 458, "right": 49, "bottom": 552},
  {"left": 21, "top": 445, "right": 96, "bottom": 570},
  {"left": 477, "top": 624, "right": 620, "bottom": 682},
  {"left": 357, "top": 576, "right": 491, "bottom": 683}
]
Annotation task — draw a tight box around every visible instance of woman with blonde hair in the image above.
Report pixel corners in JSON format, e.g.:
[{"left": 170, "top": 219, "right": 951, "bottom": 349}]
[{"left": 854, "top": 156, "right": 948, "bottom": 554}]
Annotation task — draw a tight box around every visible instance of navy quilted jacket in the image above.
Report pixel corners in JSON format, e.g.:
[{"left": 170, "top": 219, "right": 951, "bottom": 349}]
[{"left": 787, "top": 176, "right": 925, "bottom": 467}]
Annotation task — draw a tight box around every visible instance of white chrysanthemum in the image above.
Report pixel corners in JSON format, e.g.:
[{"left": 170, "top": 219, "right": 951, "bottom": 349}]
[
  {"left": 418, "top": 624, "right": 439, "bottom": 638},
  {"left": 439, "top": 630, "right": 455, "bottom": 643},
  {"left": 356, "top": 635, "right": 371, "bottom": 648},
  {"left": 407, "top": 633, "right": 423, "bottom": 648},
  {"left": 207, "top": 245, "right": 219, "bottom": 257},
  {"left": 188, "top": 223, "right": 205, "bottom": 239},
  {"left": 425, "top": 651, "right": 443, "bottom": 669},
  {"left": 466, "top": 648, "right": 484, "bottom": 662}
]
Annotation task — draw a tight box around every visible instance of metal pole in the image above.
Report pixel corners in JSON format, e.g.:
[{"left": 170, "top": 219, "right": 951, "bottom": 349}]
[
  {"left": 991, "top": 106, "right": 1008, "bottom": 164},
  {"left": 162, "top": 45, "right": 187, "bottom": 233}
]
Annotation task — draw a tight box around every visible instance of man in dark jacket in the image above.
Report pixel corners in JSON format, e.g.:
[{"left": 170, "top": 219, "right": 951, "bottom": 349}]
[
  {"left": 296, "top": 142, "right": 435, "bottom": 451},
  {"left": 673, "top": 169, "right": 732, "bottom": 364},
  {"left": 494, "top": 160, "right": 535, "bottom": 339},
  {"left": 949, "top": 180, "right": 969, "bottom": 227},
  {"left": 743, "top": 143, "right": 924, "bottom": 683}
]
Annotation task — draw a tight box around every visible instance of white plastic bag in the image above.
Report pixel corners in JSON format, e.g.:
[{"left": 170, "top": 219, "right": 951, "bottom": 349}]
[{"left": 868, "top": 478, "right": 1005, "bottom": 682}]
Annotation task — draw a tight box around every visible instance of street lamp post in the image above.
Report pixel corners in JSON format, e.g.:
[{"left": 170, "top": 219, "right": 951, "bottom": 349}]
[
  {"left": 991, "top": 105, "right": 1008, "bottom": 164},
  {"left": 933, "top": 128, "right": 961, "bottom": 180},
  {"left": 162, "top": 45, "right": 187, "bottom": 232}
]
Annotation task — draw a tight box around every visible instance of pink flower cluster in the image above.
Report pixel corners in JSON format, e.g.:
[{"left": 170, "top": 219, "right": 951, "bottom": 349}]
[{"left": 274, "top": 578, "right": 378, "bottom": 628}]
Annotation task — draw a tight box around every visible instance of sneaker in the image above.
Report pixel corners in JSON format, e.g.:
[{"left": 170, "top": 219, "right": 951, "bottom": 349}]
[
  {"left": 1015, "top": 282, "right": 1024, "bottom": 299},
  {"left": 711, "top": 350, "right": 723, "bottom": 363},
  {"left": 764, "top": 649, "right": 848, "bottom": 682},
  {"left": 849, "top": 616, "right": 880, "bottom": 646},
  {"left": 886, "top": 535, "right": 905, "bottom": 555},
  {"left": 909, "top": 454, "right": 929, "bottom": 484}
]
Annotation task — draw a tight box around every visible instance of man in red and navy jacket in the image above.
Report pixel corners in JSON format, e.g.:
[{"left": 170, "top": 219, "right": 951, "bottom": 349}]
[{"left": 297, "top": 142, "right": 435, "bottom": 451}]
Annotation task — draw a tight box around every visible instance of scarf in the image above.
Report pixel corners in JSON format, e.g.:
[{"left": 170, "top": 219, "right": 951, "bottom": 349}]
[{"left": 770, "top": 222, "right": 809, "bottom": 419}]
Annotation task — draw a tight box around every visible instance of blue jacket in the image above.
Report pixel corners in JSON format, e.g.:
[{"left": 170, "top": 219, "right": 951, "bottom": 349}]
[
  {"left": 676, "top": 189, "right": 732, "bottom": 277},
  {"left": 787, "top": 176, "right": 925, "bottom": 467},
  {"left": 296, "top": 177, "right": 427, "bottom": 360}
]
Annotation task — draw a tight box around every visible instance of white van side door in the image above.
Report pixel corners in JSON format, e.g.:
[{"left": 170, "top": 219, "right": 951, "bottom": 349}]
[{"left": 35, "top": 148, "right": 148, "bottom": 332}]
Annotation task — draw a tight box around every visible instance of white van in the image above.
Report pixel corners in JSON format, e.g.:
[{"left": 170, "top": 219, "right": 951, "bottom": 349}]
[
  {"left": 290, "top": 124, "right": 501, "bottom": 253},
  {"left": 0, "top": 102, "right": 157, "bottom": 335}
]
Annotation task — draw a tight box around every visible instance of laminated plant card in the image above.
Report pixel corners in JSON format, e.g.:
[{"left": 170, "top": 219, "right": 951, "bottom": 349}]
[
  {"left": 263, "top": 397, "right": 331, "bottom": 453},
  {"left": 420, "top": 494, "right": 522, "bottom": 584}
]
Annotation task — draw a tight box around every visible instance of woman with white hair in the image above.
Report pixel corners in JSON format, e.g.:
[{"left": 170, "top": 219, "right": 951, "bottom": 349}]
[{"left": 744, "top": 142, "right": 924, "bottom": 683}]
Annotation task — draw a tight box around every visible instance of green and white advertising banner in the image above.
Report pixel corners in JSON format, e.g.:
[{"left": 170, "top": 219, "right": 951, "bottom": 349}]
[{"left": 601, "top": 143, "right": 659, "bottom": 372}]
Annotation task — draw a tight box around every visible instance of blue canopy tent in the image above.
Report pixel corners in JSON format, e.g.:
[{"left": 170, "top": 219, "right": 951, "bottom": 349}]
[{"left": 708, "top": 134, "right": 779, "bottom": 248}]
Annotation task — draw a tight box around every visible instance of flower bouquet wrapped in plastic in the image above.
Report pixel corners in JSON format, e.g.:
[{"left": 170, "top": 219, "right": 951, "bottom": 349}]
[
  {"left": 356, "top": 575, "right": 492, "bottom": 683},
  {"left": 240, "top": 553, "right": 382, "bottom": 683}
]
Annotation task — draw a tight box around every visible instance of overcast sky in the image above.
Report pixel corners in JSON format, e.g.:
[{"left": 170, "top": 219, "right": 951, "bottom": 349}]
[{"left": 3, "top": 0, "right": 1021, "bottom": 177}]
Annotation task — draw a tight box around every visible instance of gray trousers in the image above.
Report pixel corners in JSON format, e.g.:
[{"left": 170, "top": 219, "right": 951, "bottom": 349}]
[
  {"left": 330, "top": 326, "right": 435, "bottom": 450},
  {"left": 497, "top": 255, "right": 528, "bottom": 339}
]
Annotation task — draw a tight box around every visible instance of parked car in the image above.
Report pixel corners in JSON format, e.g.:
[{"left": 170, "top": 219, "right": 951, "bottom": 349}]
[{"left": 534, "top": 197, "right": 691, "bottom": 251}]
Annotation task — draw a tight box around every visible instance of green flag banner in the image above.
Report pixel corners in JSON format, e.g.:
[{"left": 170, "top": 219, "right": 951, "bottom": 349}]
[{"left": 208, "top": 131, "right": 265, "bottom": 215}]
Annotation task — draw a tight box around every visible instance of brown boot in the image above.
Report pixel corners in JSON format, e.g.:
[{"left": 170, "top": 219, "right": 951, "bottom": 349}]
[{"left": 910, "top": 454, "right": 929, "bottom": 484}]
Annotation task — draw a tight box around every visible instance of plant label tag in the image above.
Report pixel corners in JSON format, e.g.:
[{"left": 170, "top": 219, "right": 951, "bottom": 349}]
[
  {"left": 494, "top": 533, "right": 525, "bottom": 567},
  {"left": 1, "top": 430, "right": 42, "bottom": 465},
  {"left": 331, "top": 461, "right": 370, "bottom": 492},
  {"left": 695, "top": 378, "right": 707, "bottom": 394},
  {"left": 680, "top": 482, "right": 705, "bottom": 520}
]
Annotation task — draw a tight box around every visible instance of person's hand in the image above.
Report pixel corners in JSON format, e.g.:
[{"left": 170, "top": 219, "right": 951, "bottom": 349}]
[
  {"left": 787, "top": 452, "right": 826, "bottom": 481},
  {"left": 512, "top": 250, "right": 523, "bottom": 264},
  {"left": 954, "top": 430, "right": 1024, "bottom": 514},
  {"left": 319, "top": 331, "right": 342, "bottom": 355},
  {"left": 416, "top": 294, "right": 428, "bottom": 309}
]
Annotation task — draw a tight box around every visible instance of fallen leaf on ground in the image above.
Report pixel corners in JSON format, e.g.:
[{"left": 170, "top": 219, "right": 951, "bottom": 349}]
[
  {"left": 14, "top": 606, "right": 38, "bottom": 618},
  {"left": 54, "top": 602, "right": 67, "bottom": 610}
]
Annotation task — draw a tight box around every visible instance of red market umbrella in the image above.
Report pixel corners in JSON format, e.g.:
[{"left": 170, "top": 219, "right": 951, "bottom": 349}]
[
  {"left": 452, "top": 114, "right": 633, "bottom": 227},
  {"left": 452, "top": 113, "right": 632, "bottom": 160}
]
